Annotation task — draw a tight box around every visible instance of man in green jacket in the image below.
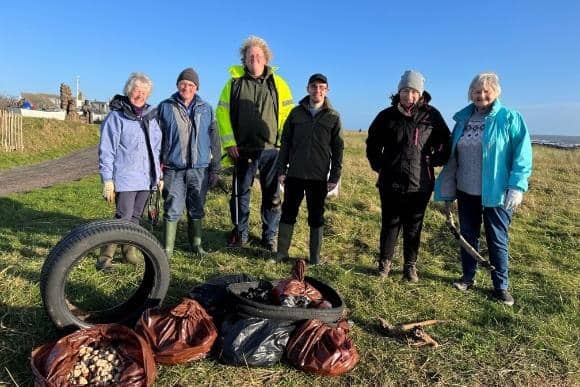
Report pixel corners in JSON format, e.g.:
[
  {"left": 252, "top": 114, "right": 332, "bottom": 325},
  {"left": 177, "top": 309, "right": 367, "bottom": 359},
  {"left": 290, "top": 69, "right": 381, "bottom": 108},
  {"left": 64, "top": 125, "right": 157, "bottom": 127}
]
[
  {"left": 275, "top": 73, "right": 344, "bottom": 264},
  {"left": 216, "top": 35, "right": 294, "bottom": 252}
]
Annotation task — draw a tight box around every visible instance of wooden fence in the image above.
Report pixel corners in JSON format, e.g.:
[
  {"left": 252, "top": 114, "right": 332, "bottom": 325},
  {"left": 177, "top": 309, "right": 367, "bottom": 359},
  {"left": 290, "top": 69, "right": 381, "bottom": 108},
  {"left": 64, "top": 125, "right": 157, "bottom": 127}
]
[{"left": 0, "top": 110, "right": 24, "bottom": 152}]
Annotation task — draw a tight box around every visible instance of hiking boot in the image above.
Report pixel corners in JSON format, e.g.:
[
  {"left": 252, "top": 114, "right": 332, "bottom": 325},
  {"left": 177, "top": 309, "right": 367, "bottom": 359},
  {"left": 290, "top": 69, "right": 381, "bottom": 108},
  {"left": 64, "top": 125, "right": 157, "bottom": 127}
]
[
  {"left": 493, "top": 289, "right": 514, "bottom": 306},
  {"left": 96, "top": 244, "right": 116, "bottom": 272},
  {"left": 378, "top": 259, "right": 392, "bottom": 278},
  {"left": 453, "top": 279, "right": 475, "bottom": 291},
  {"left": 403, "top": 264, "right": 419, "bottom": 283},
  {"left": 227, "top": 228, "right": 247, "bottom": 247},
  {"left": 121, "top": 245, "right": 141, "bottom": 265},
  {"left": 261, "top": 238, "right": 278, "bottom": 253}
]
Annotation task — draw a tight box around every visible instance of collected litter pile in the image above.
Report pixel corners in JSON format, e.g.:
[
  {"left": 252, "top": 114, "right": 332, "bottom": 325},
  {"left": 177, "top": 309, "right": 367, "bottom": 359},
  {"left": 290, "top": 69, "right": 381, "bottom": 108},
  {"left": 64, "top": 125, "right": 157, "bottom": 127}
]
[{"left": 32, "top": 260, "right": 358, "bottom": 385}]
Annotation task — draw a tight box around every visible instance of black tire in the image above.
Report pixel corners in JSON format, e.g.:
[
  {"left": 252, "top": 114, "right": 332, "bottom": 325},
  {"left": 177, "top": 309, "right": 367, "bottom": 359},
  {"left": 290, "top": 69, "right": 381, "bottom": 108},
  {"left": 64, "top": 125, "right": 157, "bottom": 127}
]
[
  {"left": 40, "top": 219, "right": 170, "bottom": 331},
  {"left": 227, "top": 277, "right": 345, "bottom": 323}
]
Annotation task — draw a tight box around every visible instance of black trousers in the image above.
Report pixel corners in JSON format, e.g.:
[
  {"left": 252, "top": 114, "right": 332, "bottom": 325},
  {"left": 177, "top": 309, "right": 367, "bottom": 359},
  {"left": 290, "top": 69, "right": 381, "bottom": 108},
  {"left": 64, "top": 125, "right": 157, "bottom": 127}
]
[
  {"left": 378, "top": 189, "right": 431, "bottom": 263},
  {"left": 280, "top": 177, "right": 327, "bottom": 227}
]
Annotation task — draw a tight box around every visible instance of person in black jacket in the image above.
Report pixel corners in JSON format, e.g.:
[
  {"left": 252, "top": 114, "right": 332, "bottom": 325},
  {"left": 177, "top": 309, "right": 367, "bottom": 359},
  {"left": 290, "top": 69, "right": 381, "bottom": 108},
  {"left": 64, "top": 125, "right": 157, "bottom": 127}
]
[
  {"left": 366, "top": 70, "right": 450, "bottom": 281},
  {"left": 275, "top": 73, "right": 344, "bottom": 264}
]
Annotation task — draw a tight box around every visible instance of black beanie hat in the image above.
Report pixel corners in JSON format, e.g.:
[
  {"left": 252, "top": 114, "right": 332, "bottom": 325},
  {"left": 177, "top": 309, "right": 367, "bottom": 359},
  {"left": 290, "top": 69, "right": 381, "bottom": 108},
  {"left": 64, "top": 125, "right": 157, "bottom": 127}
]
[{"left": 176, "top": 68, "right": 199, "bottom": 89}]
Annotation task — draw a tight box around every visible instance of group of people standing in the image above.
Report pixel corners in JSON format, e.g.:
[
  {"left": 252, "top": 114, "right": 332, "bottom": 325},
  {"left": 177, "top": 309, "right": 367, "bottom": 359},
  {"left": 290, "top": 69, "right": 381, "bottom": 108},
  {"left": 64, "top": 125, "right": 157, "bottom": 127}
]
[
  {"left": 97, "top": 35, "right": 532, "bottom": 306},
  {"left": 97, "top": 35, "right": 343, "bottom": 270}
]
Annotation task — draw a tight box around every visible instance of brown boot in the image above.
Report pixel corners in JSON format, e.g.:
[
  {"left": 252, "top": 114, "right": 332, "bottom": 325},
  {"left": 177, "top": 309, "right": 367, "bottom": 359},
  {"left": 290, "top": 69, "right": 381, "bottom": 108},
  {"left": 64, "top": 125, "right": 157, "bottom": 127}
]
[
  {"left": 403, "top": 264, "right": 419, "bottom": 283},
  {"left": 121, "top": 245, "right": 141, "bottom": 264},
  {"left": 96, "top": 244, "right": 116, "bottom": 271},
  {"left": 378, "top": 259, "right": 392, "bottom": 278}
]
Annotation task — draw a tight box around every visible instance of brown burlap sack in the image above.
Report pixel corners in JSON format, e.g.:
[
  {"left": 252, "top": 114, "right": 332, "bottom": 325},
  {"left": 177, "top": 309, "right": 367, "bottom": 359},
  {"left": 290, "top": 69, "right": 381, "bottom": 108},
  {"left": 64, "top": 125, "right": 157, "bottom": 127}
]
[
  {"left": 135, "top": 298, "right": 218, "bottom": 365},
  {"left": 271, "top": 260, "right": 323, "bottom": 304},
  {"left": 31, "top": 323, "right": 156, "bottom": 387},
  {"left": 285, "top": 319, "right": 359, "bottom": 376}
]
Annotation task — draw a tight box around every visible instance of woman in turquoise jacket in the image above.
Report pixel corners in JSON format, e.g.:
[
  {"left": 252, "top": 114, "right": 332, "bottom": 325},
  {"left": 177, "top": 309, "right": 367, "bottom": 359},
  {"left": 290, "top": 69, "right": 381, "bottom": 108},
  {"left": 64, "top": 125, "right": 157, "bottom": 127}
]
[{"left": 434, "top": 72, "right": 532, "bottom": 306}]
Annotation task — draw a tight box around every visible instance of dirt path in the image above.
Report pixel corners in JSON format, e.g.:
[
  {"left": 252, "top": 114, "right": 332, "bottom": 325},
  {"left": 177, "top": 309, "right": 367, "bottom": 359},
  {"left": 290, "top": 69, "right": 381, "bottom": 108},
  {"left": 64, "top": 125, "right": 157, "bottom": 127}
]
[{"left": 0, "top": 146, "right": 98, "bottom": 197}]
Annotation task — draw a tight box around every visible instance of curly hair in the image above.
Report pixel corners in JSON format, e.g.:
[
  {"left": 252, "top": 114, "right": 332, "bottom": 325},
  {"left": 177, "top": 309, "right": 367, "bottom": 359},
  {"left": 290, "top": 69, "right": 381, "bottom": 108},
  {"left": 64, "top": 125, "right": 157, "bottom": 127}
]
[
  {"left": 239, "top": 35, "right": 272, "bottom": 64},
  {"left": 123, "top": 72, "right": 153, "bottom": 97}
]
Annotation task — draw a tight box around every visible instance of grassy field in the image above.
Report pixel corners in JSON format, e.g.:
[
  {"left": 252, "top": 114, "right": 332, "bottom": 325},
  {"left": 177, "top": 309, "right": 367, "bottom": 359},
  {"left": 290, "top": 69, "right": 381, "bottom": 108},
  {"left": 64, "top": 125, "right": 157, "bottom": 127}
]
[
  {"left": 0, "top": 117, "right": 99, "bottom": 170},
  {"left": 0, "top": 132, "right": 578, "bottom": 386}
]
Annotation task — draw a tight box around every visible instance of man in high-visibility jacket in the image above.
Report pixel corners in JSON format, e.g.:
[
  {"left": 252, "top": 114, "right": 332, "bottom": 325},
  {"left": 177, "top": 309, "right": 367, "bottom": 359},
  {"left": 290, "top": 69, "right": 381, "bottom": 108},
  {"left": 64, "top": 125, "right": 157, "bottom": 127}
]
[{"left": 217, "top": 35, "right": 294, "bottom": 252}]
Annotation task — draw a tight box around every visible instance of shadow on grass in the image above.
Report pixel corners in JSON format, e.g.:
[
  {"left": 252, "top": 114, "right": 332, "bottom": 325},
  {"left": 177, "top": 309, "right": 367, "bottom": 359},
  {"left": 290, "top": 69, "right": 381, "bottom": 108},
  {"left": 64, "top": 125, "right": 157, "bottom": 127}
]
[{"left": 0, "top": 196, "right": 93, "bottom": 254}]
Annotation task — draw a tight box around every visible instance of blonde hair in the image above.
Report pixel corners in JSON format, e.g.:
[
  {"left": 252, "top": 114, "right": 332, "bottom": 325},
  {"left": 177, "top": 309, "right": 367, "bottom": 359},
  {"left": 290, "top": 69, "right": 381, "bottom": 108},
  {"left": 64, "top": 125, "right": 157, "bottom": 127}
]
[
  {"left": 239, "top": 35, "right": 272, "bottom": 64},
  {"left": 123, "top": 72, "right": 153, "bottom": 96},
  {"left": 468, "top": 72, "right": 501, "bottom": 101}
]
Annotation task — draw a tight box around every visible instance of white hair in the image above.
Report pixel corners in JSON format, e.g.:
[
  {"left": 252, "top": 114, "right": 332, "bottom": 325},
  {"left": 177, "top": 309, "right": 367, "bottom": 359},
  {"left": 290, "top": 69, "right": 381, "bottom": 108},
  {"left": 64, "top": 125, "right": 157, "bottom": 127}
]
[
  {"left": 123, "top": 72, "right": 153, "bottom": 96},
  {"left": 468, "top": 72, "right": 501, "bottom": 101}
]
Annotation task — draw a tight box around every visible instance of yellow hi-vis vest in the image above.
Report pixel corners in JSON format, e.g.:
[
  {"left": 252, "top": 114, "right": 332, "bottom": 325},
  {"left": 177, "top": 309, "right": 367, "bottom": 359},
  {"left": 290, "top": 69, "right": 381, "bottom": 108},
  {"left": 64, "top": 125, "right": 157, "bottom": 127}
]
[{"left": 216, "top": 65, "right": 294, "bottom": 167}]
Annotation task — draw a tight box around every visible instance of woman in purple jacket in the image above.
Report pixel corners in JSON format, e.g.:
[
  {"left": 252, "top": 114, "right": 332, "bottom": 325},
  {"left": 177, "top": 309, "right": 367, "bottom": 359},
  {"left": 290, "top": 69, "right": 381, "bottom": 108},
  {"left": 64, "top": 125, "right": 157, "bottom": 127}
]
[{"left": 97, "top": 72, "right": 162, "bottom": 271}]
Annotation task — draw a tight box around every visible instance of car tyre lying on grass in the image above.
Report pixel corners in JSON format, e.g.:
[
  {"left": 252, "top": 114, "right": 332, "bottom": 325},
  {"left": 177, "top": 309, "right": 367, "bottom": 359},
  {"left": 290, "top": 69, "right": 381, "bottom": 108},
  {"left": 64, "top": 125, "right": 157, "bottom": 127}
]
[{"left": 40, "top": 219, "right": 170, "bottom": 331}]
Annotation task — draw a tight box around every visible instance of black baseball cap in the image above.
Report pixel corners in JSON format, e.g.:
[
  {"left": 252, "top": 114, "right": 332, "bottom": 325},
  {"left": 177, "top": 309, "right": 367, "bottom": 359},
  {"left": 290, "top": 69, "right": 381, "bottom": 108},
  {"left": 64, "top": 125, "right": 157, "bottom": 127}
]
[{"left": 308, "top": 73, "right": 328, "bottom": 84}]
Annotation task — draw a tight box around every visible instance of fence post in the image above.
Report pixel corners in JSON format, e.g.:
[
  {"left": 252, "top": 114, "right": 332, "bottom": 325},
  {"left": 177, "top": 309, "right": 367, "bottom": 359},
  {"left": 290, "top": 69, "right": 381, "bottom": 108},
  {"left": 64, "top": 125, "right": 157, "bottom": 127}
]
[{"left": 0, "top": 109, "right": 24, "bottom": 152}]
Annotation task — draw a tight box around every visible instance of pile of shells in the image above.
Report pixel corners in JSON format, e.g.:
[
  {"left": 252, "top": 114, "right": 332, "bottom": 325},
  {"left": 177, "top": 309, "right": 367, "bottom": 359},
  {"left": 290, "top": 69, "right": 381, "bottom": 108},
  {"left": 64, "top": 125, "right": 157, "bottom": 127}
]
[{"left": 68, "top": 343, "right": 125, "bottom": 386}]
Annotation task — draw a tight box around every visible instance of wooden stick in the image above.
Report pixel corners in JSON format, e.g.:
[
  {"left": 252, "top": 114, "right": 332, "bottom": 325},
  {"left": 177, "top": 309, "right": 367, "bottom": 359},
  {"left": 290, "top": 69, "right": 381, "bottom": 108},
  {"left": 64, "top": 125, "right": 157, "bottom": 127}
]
[{"left": 445, "top": 210, "right": 495, "bottom": 271}]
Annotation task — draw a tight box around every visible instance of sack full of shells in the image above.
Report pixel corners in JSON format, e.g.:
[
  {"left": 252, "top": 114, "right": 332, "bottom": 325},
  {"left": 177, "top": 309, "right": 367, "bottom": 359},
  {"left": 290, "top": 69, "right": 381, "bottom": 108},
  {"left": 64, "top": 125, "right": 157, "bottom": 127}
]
[{"left": 31, "top": 323, "right": 156, "bottom": 387}]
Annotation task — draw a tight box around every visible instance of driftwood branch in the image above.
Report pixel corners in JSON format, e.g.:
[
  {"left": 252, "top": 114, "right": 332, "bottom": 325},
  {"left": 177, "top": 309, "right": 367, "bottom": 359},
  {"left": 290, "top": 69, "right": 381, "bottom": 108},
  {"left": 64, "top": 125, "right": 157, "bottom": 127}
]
[
  {"left": 378, "top": 318, "right": 447, "bottom": 348},
  {"left": 445, "top": 210, "right": 495, "bottom": 271}
]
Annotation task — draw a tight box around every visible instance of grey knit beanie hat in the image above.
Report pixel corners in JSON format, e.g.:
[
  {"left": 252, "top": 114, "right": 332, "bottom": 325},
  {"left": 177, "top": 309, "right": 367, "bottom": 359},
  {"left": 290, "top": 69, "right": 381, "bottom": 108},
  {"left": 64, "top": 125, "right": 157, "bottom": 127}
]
[
  {"left": 176, "top": 68, "right": 199, "bottom": 88},
  {"left": 398, "top": 70, "right": 424, "bottom": 94}
]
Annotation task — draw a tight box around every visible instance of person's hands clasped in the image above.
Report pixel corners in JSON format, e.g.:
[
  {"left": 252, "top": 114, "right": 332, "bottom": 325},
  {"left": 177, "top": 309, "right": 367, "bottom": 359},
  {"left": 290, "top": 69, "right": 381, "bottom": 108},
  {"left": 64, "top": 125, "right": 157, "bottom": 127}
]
[
  {"left": 157, "top": 179, "right": 164, "bottom": 193},
  {"left": 102, "top": 181, "right": 115, "bottom": 203},
  {"left": 504, "top": 189, "right": 523, "bottom": 210}
]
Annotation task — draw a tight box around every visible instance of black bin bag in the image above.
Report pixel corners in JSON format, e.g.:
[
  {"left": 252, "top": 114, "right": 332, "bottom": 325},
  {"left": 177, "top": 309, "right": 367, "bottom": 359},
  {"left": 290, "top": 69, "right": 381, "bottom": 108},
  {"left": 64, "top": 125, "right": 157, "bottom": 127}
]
[{"left": 217, "top": 316, "right": 296, "bottom": 367}]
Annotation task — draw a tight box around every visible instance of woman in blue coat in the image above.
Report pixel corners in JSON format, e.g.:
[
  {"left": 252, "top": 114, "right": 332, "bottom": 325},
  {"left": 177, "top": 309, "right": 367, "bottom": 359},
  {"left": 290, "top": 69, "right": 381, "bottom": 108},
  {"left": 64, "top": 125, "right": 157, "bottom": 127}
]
[
  {"left": 435, "top": 72, "right": 532, "bottom": 305},
  {"left": 97, "top": 72, "right": 162, "bottom": 270}
]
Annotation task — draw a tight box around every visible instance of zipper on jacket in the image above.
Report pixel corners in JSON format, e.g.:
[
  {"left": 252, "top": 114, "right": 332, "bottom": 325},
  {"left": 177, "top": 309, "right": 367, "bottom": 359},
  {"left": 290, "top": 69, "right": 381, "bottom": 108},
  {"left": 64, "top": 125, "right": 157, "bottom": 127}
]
[{"left": 414, "top": 127, "right": 419, "bottom": 146}]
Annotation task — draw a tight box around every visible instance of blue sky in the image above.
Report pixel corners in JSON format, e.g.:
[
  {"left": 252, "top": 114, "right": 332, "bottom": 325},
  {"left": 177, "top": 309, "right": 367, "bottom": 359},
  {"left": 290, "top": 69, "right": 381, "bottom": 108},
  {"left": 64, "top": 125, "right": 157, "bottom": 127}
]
[{"left": 1, "top": 0, "right": 579, "bottom": 135}]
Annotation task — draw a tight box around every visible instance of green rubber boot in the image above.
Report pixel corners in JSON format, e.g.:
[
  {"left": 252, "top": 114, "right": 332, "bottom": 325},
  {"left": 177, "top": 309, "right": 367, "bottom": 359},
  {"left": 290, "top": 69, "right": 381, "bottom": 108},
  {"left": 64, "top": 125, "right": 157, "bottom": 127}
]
[
  {"left": 189, "top": 219, "right": 207, "bottom": 255},
  {"left": 275, "top": 222, "right": 294, "bottom": 262},
  {"left": 96, "top": 243, "right": 116, "bottom": 271},
  {"left": 309, "top": 226, "right": 323, "bottom": 265},
  {"left": 121, "top": 245, "right": 141, "bottom": 265},
  {"left": 164, "top": 221, "right": 178, "bottom": 259}
]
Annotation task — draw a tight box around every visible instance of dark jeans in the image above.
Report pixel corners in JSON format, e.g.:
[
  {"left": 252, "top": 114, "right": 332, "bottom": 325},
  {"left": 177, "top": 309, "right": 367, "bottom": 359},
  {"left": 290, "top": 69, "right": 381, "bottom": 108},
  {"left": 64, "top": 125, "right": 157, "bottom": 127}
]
[
  {"left": 230, "top": 148, "right": 281, "bottom": 242},
  {"left": 281, "top": 177, "right": 327, "bottom": 227},
  {"left": 163, "top": 168, "right": 209, "bottom": 222},
  {"left": 115, "top": 191, "right": 150, "bottom": 224},
  {"left": 457, "top": 190, "right": 512, "bottom": 290},
  {"left": 378, "top": 189, "right": 431, "bottom": 264}
]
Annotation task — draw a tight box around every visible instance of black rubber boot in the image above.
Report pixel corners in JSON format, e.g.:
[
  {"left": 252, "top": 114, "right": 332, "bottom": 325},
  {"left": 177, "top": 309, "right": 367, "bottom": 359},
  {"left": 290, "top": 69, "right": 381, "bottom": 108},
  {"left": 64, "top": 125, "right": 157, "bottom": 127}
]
[
  {"left": 309, "top": 227, "right": 323, "bottom": 265},
  {"left": 275, "top": 222, "right": 294, "bottom": 262}
]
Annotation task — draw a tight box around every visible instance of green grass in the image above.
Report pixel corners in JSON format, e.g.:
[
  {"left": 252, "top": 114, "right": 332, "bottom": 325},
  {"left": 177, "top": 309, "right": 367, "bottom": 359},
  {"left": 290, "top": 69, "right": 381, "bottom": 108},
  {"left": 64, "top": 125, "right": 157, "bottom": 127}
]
[
  {"left": 0, "top": 117, "right": 99, "bottom": 170},
  {"left": 0, "top": 133, "right": 578, "bottom": 386}
]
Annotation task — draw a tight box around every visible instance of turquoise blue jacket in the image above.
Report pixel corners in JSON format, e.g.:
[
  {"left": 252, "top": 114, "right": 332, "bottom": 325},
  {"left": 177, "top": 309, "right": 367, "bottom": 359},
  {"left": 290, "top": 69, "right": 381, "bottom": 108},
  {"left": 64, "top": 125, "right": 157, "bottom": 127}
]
[{"left": 434, "top": 100, "right": 532, "bottom": 207}]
